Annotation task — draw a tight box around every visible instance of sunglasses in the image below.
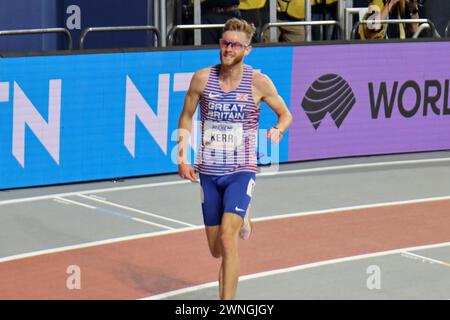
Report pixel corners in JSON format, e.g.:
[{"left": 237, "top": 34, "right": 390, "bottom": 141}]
[{"left": 219, "top": 38, "right": 250, "bottom": 51}]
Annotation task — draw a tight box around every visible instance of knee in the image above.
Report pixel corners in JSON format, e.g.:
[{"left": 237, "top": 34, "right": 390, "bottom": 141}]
[{"left": 220, "top": 231, "right": 237, "bottom": 256}]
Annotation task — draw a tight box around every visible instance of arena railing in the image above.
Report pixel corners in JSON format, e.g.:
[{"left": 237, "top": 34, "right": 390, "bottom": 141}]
[
  {"left": 0, "top": 28, "right": 73, "bottom": 50},
  {"left": 188, "top": 0, "right": 340, "bottom": 44},
  {"left": 167, "top": 24, "right": 225, "bottom": 46},
  {"left": 259, "top": 20, "right": 342, "bottom": 43},
  {"left": 351, "top": 18, "right": 441, "bottom": 39},
  {"left": 345, "top": 7, "right": 368, "bottom": 40},
  {"left": 80, "top": 26, "right": 161, "bottom": 49},
  {"left": 412, "top": 23, "right": 432, "bottom": 39}
]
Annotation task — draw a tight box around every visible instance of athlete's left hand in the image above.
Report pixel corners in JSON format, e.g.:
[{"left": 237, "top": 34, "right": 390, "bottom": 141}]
[{"left": 266, "top": 127, "right": 283, "bottom": 144}]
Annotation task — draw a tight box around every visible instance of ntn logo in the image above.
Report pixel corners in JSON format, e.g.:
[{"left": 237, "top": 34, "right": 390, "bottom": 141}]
[
  {"left": 0, "top": 73, "right": 198, "bottom": 168},
  {"left": 0, "top": 80, "right": 61, "bottom": 168},
  {"left": 124, "top": 72, "right": 199, "bottom": 157}
]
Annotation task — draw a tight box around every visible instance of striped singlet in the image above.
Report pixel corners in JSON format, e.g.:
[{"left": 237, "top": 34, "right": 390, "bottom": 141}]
[{"left": 195, "top": 64, "right": 260, "bottom": 175}]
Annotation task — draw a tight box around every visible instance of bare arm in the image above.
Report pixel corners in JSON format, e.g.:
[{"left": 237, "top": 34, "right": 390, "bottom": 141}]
[
  {"left": 253, "top": 72, "right": 293, "bottom": 144},
  {"left": 177, "top": 68, "right": 208, "bottom": 182}
]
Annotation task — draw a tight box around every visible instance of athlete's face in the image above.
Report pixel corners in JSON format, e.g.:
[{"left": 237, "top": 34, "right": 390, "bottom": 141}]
[{"left": 219, "top": 31, "right": 251, "bottom": 67}]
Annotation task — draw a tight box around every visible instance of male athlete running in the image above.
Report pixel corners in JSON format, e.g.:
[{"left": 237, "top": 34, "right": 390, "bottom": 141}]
[{"left": 177, "top": 18, "right": 292, "bottom": 300}]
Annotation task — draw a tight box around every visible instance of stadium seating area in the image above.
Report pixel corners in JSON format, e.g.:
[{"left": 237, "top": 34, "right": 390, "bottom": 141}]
[{"left": 0, "top": 0, "right": 448, "bottom": 53}]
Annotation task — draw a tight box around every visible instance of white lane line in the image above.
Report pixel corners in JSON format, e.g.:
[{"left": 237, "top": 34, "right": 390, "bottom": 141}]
[
  {"left": 111, "top": 211, "right": 174, "bottom": 230},
  {"left": 142, "top": 283, "right": 218, "bottom": 300},
  {"left": 254, "top": 195, "right": 450, "bottom": 222},
  {"left": 401, "top": 251, "right": 450, "bottom": 267},
  {"left": 258, "top": 157, "right": 450, "bottom": 177},
  {"left": 77, "top": 194, "right": 197, "bottom": 228},
  {"left": 2, "top": 196, "right": 450, "bottom": 263},
  {"left": 0, "top": 181, "right": 188, "bottom": 206},
  {"left": 53, "top": 198, "right": 73, "bottom": 206},
  {"left": 53, "top": 197, "right": 96, "bottom": 210},
  {"left": 141, "top": 241, "right": 450, "bottom": 300},
  {"left": 86, "top": 194, "right": 107, "bottom": 201},
  {"left": 1, "top": 156, "right": 450, "bottom": 206},
  {"left": 54, "top": 196, "right": 174, "bottom": 231},
  {"left": 0, "top": 226, "right": 202, "bottom": 263},
  {"left": 131, "top": 217, "right": 174, "bottom": 229}
]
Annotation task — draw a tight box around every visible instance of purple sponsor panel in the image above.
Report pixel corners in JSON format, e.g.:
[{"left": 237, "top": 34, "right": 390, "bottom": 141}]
[{"left": 288, "top": 42, "right": 450, "bottom": 161}]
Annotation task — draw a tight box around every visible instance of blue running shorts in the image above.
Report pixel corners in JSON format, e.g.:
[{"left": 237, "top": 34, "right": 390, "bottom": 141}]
[{"left": 199, "top": 172, "right": 256, "bottom": 226}]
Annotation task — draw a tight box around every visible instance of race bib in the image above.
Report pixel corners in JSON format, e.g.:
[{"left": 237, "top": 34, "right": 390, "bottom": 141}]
[{"left": 203, "top": 121, "right": 243, "bottom": 151}]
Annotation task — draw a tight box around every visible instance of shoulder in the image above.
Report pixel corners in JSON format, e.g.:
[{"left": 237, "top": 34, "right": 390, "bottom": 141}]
[
  {"left": 252, "top": 70, "right": 276, "bottom": 94},
  {"left": 188, "top": 67, "right": 212, "bottom": 94},
  {"left": 192, "top": 67, "right": 212, "bottom": 84}
]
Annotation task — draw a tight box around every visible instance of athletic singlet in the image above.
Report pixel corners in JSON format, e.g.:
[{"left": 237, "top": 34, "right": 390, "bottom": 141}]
[{"left": 195, "top": 64, "right": 260, "bottom": 175}]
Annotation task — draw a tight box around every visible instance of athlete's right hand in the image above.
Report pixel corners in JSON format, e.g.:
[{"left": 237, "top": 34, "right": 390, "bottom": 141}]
[{"left": 178, "top": 163, "right": 198, "bottom": 183}]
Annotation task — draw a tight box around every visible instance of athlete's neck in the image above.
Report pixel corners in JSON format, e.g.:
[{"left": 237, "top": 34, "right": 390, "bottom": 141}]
[{"left": 219, "top": 63, "right": 243, "bottom": 83}]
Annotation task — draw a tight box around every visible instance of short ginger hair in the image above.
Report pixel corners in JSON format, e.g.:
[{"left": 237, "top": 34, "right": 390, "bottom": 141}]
[{"left": 223, "top": 18, "right": 256, "bottom": 44}]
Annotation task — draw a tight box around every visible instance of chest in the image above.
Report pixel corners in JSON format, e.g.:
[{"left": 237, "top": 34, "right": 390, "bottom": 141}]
[{"left": 219, "top": 78, "right": 242, "bottom": 93}]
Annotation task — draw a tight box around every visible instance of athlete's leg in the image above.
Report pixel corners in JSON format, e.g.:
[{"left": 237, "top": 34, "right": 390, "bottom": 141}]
[
  {"left": 219, "top": 212, "right": 244, "bottom": 300},
  {"left": 225, "top": 173, "right": 256, "bottom": 240},
  {"left": 205, "top": 225, "right": 223, "bottom": 298},
  {"left": 205, "top": 226, "right": 221, "bottom": 258},
  {"left": 219, "top": 262, "right": 224, "bottom": 299},
  {"left": 219, "top": 172, "right": 256, "bottom": 299},
  {"left": 200, "top": 174, "right": 223, "bottom": 258},
  {"left": 199, "top": 173, "right": 225, "bottom": 298}
]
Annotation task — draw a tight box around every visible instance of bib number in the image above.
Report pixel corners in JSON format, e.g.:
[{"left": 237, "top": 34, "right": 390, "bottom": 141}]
[{"left": 203, "top": 121, "right": 243, "bottom": 151}]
